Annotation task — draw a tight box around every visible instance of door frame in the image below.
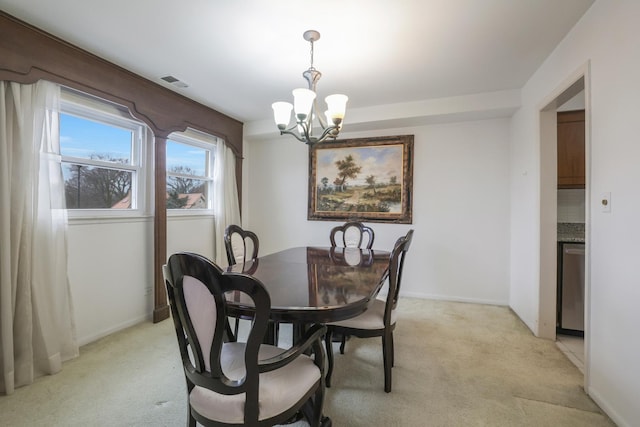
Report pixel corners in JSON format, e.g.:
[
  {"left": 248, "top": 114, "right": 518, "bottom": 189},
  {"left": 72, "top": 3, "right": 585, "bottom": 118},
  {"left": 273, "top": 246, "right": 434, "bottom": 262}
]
[{"left": 537, "top": 61, "right": 591, "bottom": 388}]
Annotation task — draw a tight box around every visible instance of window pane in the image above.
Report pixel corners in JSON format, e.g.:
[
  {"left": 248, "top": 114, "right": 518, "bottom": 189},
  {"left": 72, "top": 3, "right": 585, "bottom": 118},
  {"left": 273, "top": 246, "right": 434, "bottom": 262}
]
[
  {"left": 60, "top": 113, "right": 132, "bottom": 164},
  {"left": 167, "top": 140, "right": 207, "bottom": 177},
  {"left": 166, "top": 178, "right": 208, "bottom": 209},
  {"left": 62, "top": 163, "right": 132, "bottom": 209}
]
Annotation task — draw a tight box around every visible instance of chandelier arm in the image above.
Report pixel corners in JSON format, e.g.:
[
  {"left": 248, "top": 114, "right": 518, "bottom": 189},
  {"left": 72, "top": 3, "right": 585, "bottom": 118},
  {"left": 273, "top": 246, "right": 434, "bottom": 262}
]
[
  {"left": 279, "top": 129, "right": 308, "bottom": 143},
  {"left": 315, "top": 125, "right": 340, "bottom": 143},
  {"left": 279, "top": 125, "right": 338, "bottom": 146},
  {"left": 299, "top": 118, "right": 313, "bottom": 142},
  {"left": 279, "top": 121, "right": 313, "bottom": 144}
]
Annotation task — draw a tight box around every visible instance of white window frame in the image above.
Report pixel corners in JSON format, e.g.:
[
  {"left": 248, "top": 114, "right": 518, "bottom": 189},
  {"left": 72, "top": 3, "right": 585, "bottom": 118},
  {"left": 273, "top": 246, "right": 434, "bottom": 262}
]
[
  {"left": 60, "top": 88, "right": 150, "bottom": 219},
  {"left": 166, "top": 129, "right": 217, "bottom": 216}
]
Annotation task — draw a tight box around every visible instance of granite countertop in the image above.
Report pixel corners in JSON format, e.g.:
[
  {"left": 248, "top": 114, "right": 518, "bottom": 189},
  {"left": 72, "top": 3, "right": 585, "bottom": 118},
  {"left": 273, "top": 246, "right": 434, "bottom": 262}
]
[{"left": 557, "top": 222, "right": 585, "bottom": 243}]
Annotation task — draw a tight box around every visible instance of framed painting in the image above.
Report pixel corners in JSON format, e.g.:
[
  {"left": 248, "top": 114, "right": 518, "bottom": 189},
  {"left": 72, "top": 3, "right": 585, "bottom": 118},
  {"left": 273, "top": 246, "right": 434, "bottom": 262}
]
[{"left": 308, "top": 135, "right": 413, "bottom": 223}]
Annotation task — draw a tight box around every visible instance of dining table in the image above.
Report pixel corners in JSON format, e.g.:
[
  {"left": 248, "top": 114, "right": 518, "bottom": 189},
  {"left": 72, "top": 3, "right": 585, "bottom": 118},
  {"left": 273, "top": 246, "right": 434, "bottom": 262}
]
[{"left": 225, "top": 245, "right": 391, "bottom": 331}]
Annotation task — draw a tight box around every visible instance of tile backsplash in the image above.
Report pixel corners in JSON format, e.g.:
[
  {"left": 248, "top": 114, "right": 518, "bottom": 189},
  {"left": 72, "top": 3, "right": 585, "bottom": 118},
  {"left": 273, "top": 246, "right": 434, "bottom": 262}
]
[{"left": 558, "top": 189, "right": 585, "bottom": 223}]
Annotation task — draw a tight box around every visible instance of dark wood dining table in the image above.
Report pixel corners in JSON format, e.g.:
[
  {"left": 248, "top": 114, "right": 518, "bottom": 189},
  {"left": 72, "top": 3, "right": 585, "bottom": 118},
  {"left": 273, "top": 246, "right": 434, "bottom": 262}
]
[{"left": 225, "top": 246, "right": 391, "bottom": 325}]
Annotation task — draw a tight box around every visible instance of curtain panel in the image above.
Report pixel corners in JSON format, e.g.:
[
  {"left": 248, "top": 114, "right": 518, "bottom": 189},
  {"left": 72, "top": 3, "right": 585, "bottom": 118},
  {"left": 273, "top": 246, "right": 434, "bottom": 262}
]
[
  {"left": 213, "top": 142, "right": 241, "bottom": 268},
  {"left": 0, "top": 80, "right": 78, "bottom": 394}
]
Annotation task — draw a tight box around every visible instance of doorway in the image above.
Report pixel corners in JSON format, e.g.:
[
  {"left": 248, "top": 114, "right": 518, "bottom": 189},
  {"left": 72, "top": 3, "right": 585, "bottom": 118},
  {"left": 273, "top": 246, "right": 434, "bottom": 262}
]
[
  {"left": 555, "top": 101, "right": 586, "bottom": 374},
  {"left": 538, "top": 65, "right": 590, "bottom": 388}
]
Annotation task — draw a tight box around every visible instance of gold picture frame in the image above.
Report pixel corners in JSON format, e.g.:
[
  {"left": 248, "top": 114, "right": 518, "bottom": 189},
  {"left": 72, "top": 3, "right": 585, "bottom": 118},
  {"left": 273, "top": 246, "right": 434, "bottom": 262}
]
[{"left": 308, "top": 135, "right": 413, "bottom": 223}]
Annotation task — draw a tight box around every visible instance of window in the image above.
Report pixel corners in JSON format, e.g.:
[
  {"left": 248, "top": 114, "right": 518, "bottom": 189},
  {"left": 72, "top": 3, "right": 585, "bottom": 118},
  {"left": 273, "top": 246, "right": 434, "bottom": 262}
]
[
  {"left": 166, "top": 130, "right": 217, "bottom": 211},
  {"left": 60, "top": 89, "right": 147, "bottom": 215}
]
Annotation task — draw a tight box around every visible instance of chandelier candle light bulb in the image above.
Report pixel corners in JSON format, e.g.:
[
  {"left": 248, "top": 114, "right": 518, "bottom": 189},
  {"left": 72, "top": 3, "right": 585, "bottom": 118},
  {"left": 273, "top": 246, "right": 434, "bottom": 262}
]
[
  {"left": 292, "top": 88, "right": 316, "bottom": 121},
  {"left": 272, "top": 102, "right": 293, "bottom": 130},
  {"left": 271, "top": 30, "right": 348, "bottom": 145},
  {"left": 325, "top": 94, "right": 348, "bottom": 123}
]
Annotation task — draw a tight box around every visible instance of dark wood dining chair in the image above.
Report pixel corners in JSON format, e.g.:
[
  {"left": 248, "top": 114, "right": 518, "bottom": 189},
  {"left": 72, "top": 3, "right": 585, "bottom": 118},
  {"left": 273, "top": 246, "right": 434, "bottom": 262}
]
[
  {"left": 329, "top": 221, "right": 375, "bottom": 249},
  {"left": 224, "top": 224, "right": 268, "bottom": 341},
  {"left": 163, "top": 252, "right": 327, "bottom": 426},
  {"left": 224, "top": 224, "right": 259, "bottom": 266},
  {"left": 324, "top": 229, "right": 414, "bottom": 393}
]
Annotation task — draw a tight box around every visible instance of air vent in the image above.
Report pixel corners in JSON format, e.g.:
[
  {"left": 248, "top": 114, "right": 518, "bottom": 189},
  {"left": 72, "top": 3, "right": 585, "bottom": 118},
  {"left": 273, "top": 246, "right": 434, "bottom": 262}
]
[{"left": 160, "top": 75, "right": 189, "bottom": 88}]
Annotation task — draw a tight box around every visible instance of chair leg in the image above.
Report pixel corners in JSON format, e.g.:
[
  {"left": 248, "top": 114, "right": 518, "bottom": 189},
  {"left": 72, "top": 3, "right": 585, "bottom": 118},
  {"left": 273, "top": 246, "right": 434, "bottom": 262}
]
[
  {"left": 390, "top": 332, "right": 395, "bottom": 367},
  {"left": 293, "top": 322, "right": 306, "bottom": 344},
  {"left": 234, "top": 317, "right": 240, "bottom": 338},
  {"left": 225, "top": 318, "right": 237, "bottom": 342},
  {"left": 324, "top": 328, "right": 334, "bottom": 387},
  {"left": 264, "top": 321, "right": 277, "bottom": 345},
  {"left": 321, "top": 415, "right": 333, "bottom": 427},
  {"left": 273, "top": 321, "right": 280, "bottom": 346},
  {"left": 310, "top": 380, "right": 325, "bottom": 427},
  {"left": 382, "top": 332, "right": 393, "bottom": 393},
  {"left": 339, "top": 334, "right": 347, "bottom": 354}
]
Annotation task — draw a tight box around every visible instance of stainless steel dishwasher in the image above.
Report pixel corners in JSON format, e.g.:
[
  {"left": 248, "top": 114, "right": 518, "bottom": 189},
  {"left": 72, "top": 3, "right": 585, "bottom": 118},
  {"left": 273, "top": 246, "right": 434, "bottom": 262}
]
[{"left": 557, "top": 242, "right": 585, "bottom": 335}]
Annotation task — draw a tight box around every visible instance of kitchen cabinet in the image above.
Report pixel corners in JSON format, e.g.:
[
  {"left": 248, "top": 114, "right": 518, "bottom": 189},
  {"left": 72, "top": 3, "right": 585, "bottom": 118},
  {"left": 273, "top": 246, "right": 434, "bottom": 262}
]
[{"left": 557, "top": 110, "right": 585, "bottom": 189}]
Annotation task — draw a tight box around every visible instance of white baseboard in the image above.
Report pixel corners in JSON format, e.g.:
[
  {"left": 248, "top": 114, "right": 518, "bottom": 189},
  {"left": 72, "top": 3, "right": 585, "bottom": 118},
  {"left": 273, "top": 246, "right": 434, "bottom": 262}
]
[
  {"left": 399, "top": 291, "right": 508, "bottom": 307},
  {"left": 587, "top": 386, "right": 630, "bottom": 427},
  {"left": 76, "top": 313, "right": 152, "bottom": 347}
]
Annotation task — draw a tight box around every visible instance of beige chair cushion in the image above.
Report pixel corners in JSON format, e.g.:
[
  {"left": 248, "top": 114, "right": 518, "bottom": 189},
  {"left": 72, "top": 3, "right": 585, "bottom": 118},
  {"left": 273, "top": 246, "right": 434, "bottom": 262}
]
[
  {"left": 189, "top": 342, "right": 320, "bottom": 424},
  {"left": 329, "top": 298, "right": 396, "bottom": 330},
  {"left": 183, "top": 276, "right": 217, "bottom": 371}
]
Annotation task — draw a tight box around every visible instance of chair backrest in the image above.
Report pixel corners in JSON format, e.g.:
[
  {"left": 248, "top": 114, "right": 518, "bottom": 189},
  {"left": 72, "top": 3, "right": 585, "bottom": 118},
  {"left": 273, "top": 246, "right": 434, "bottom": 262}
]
[
  {"left": 329, "top": 221, "right": 375, "bottom": 249},
  {"left": 163, "top": 252, "right": 270, "bottom": 422},
  {"left": 384, "top": 229, "right": 414, "bottom": 324},
  {"left": 224, "top": 224, "right": 259, "bottom": 265}
]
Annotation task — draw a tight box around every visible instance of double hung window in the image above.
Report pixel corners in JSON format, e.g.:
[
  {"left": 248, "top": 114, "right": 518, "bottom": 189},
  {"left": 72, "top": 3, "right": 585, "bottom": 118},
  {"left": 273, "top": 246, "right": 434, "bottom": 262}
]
[
  {"left": 166, "top": 130, "right": 217, "bottom": 212},
  {"left": 60, "top": 89, "right": 147, "bottom": 216}
]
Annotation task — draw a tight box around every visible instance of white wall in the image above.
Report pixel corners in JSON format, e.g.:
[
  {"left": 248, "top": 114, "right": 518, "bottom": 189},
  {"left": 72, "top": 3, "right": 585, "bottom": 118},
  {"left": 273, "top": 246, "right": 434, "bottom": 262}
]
[
  {"left": 67, "top": 219, "right": 153, "bottom": 345},
  {"left": 509, "top": 0, "right": 640, "bottom": 425},
  {"left": 244, "top": 118, "right": 511, "bottom": 305},
  {"left": 67, "top": 216, "right": 214, "bottom": 346}
]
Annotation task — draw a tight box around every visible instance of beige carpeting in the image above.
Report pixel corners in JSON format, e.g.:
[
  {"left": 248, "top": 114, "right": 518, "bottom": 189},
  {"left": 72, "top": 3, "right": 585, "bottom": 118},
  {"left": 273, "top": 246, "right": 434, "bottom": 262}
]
[{"left": 0, "top": 299, "right": 615, "bottom": 426}]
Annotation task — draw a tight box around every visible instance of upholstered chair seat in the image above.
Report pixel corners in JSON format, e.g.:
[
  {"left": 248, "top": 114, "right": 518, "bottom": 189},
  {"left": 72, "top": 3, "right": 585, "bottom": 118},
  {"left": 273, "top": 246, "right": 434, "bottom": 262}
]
[
  {"left": 328, "top": 298, "right": 397, "bottom": 331},
  {"left": 190, "top": 343, "right": 321, "bottom": 424}
]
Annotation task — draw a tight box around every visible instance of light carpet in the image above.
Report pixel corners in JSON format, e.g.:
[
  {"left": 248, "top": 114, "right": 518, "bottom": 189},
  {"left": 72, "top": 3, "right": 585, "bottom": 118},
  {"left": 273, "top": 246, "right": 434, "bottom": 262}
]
[{"left": 0, "top": 298, "right": 615, "bottom": 426}]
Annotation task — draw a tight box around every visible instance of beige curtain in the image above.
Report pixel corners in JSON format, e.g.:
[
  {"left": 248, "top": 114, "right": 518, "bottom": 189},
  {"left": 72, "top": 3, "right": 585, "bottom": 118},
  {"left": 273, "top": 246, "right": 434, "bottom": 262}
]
[
  {"left": 0, "top": 81, "right": 78, "bottom": 395},
  {"left": 213, "top": 141, "right": 241, "bottom": 268}
]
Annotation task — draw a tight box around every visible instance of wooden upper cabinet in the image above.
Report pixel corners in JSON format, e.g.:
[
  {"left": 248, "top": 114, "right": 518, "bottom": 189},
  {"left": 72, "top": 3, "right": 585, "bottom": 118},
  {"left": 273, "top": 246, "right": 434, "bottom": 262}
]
[{"left": 557, "top": 110, "right": 585, "bottom": 189}]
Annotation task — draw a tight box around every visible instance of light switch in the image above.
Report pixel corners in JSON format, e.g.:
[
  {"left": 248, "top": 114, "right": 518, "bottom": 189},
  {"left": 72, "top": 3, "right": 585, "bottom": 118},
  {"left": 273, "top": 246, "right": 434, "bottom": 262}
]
[{"left": 601, "top": 192, "right": 611, "bottom": 213}]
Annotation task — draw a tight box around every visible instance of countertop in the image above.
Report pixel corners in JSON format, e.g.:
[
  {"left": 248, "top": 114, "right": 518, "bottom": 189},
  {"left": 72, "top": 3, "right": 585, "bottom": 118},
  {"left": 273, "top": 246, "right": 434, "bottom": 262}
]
[{"left": 558, "top": 222, "right": 585, "bottom": 243}]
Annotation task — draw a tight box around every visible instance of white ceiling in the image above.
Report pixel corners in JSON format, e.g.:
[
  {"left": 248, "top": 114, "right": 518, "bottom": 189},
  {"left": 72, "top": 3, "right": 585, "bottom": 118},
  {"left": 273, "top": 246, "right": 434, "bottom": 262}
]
[{"left": 1, "top": 0, "right": 594, "bottom": 125}]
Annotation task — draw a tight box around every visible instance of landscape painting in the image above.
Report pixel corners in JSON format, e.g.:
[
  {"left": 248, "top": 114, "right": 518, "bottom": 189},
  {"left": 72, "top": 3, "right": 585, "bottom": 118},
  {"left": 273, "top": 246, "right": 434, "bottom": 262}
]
[{"left": 308, "top": 135, "right": 413, "bottom": 223}]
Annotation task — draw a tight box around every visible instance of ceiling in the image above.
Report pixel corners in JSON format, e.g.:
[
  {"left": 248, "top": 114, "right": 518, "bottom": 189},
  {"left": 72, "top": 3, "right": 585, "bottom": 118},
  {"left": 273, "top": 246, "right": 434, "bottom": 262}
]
[{"left": 1, "top": 0, "right": 594, "bottom": 127}]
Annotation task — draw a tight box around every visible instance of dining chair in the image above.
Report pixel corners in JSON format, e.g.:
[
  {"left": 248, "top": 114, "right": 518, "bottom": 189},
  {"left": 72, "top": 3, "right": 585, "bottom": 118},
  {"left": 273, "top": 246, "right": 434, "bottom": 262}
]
[
  {"left": 163, "top": 252, "right": 327, "bottom": 426},
  {"left": 329, "top": 221, "right": 375, "bottom": 249},
  {"left": 224, "top": 224, "right": 269, "bottom": 341},
  {"left": 224, "top": 224, "right": 259, "bottom": 266},
  {"left": 324, "top": 229, "right": 414, "bottom": 393}
]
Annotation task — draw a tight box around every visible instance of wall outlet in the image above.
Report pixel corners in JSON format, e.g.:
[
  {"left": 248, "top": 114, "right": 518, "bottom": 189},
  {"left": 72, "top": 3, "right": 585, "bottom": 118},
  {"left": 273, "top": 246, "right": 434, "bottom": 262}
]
[{"left": 600, "top": 192, "right": 611, "bottom": 213}]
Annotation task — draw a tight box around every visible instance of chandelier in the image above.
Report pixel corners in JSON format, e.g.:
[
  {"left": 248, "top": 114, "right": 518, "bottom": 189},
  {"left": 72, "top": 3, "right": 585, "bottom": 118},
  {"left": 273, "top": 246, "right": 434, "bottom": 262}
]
[{"left": 272, "top": 30, "right": 348, "bottom": 145}]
